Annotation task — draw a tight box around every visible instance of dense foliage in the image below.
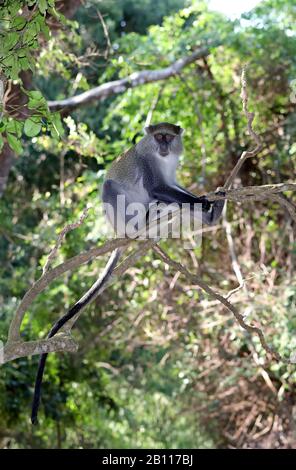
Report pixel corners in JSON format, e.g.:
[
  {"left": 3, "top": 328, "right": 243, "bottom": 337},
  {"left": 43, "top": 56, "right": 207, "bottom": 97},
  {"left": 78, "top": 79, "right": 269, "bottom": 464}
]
[{"left": 0, "top": 0, "right": 296, "bottom": 448}]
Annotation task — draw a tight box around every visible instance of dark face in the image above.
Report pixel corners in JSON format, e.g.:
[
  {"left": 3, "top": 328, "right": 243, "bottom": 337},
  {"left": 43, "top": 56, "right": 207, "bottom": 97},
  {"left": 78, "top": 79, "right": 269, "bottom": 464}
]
[{"left": 154, "top": 133, "right": 175, "bottom": 157}]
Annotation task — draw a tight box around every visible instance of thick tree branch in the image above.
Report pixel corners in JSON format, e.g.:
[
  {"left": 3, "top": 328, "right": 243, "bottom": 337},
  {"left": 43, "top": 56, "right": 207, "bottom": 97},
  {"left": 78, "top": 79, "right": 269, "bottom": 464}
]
[
  {"left": 2, "top": 239, "right": 156, "bottom": 364},
  {"left": 0, "top": 334, "right": 78, "bottom": 364},
  {"left": 47, "top": 44, "right": 217, "bottom": 112}
]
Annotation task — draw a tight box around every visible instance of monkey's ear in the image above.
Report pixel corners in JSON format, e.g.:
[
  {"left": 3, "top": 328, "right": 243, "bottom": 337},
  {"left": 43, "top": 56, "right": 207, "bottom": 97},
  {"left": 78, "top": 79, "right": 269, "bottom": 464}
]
[
  {"left": 173, "top": 124, "right": 184, "bottom": 135},
  {"left": 144, "top": 126, "right": 153, "bottom": 134}
]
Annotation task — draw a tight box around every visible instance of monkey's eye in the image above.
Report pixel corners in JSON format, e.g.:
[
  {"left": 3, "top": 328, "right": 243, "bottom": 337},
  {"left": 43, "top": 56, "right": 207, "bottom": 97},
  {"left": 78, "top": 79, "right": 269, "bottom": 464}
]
[
  {"left": 154, "top": 133, "right": 163, "bottom": 142},
  {"left": 165, "top": 134, "right": 174, "bottom": 143}
]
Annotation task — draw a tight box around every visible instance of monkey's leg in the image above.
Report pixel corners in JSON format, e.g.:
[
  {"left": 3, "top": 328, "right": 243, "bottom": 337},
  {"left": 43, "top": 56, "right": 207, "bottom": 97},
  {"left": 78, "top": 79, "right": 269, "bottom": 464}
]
[
  {"left": 103, "top": 179, "right": 147, "bottom": 237},
  {"left": 103, "top": 179, "right": 127, "bottom": 236}
]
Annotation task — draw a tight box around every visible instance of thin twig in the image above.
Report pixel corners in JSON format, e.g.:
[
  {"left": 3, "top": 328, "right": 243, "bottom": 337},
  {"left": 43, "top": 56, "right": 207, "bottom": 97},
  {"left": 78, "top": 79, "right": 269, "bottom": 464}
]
[
  {"left": 43, "top": 207, "right": 89, "bottom": 275},
  {"left": 223, "top": 66, "right": 262, "bottom": 189},
  {"left": 144, "top": 84, "right": 165, "bottom": 127},
  {"left": 153, "top": 245, "right": 290, "bottom": 364},
  {"left": 96, "top": 9, "right": 111, "bottom": 60}
]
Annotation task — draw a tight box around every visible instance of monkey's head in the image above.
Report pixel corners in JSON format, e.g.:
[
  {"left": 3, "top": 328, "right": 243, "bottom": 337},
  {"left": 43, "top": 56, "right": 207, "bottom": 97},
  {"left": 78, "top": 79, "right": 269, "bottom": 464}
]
[{"left": 138, "top": 122, "right": 184, "bottom": 158}]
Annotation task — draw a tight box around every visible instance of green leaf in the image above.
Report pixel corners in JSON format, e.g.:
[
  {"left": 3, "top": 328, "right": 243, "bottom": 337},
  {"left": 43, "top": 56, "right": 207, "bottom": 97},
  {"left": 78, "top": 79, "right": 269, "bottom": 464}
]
[
  {"left": 38, "top": 0, "right": 48, "bottom": 14},
  {"left": 24, "top": 117, "right": 42, "bottom": 137},
  {"left": 28, "top": 91, "right": 43, "bottom": 100},
  {"left": 5, "top": 119, "right": 23, "bottom": 137},
  {"left": 50, "top": 124, "right": 59, "bottom": 139},
  {"left": 51, "top": 112, "right": 64, "bottom": 138},
  {"left": 18, "top": 56, "right": 30, "bottom": 70},
  {"left": 5, "top": 32, "right": 19, "bottom": 51},
  {"left": 40, "top": 21, "right": 50, "bottom": 40},
  {"left": 6, "top": 132, "right": 22, "bottom": 154},
  {"left": 23, "top": 49, "right": 36, "bottom": 71},
  {"left": 27, "top": 90, "right": 48, "bottom": 113},
  {"left": 9, "top": 56, "right": 20, "bottom": 79},
  {"left": 8, "top": 0, "right": 22, "bottom": 16},
  {"left": 23, "top": 21, "right": 40, "bottom": 43},
  {"left": 12, "top": 17, "right": 26, "bottom": 30}
]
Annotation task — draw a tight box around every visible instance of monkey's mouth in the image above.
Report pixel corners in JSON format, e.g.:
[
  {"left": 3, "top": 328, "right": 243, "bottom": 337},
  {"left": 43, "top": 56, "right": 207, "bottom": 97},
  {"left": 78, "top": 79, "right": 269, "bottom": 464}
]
[{"left": 159, "top": 151, "right": 169, "bottom": 157}]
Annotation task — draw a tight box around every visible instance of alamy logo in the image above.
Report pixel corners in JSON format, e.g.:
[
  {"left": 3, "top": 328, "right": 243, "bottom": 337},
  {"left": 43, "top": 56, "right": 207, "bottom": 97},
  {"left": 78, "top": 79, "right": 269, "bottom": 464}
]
[{"left": 103, "top": 195, "right": 205, "bottom": 248}]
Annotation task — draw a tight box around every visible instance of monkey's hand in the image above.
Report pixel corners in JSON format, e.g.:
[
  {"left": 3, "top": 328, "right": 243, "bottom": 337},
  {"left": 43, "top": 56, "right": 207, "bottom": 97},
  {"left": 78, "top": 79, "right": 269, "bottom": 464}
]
[
  {"left": 199, "top": 195, "right": 212, "bottom": 212},
  {"left": 208, "top": 189, "right": 226, "bottom": 204},
  {"left": 214, "top": 189, "right": 226, "bottom": 198}
]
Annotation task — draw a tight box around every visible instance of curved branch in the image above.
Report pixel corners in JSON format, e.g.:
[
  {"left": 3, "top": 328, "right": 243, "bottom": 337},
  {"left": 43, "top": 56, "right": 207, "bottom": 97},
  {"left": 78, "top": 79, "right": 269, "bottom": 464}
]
[
  {"left": 1, "top": 240, "right": 156, "bottom": 365},
  {"left": 7, "top": 237, "right": 131, "bottom": 342},
  {"left": 48, "top": 44, "right": 218, "bottom": 112}
]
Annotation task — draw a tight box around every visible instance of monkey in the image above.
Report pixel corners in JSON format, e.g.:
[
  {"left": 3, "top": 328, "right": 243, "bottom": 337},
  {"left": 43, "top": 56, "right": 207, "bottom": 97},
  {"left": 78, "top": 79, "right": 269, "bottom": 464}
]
[
  {"left": 102, "top": 122, "right": 224, "bottom": 235},
  {"left": 31, "top": 122, "right": 225, "bottom": 424}
]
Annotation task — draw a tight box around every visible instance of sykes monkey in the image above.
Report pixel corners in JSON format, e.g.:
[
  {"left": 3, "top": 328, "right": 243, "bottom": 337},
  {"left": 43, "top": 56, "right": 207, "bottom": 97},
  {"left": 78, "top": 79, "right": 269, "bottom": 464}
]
[{"left": 31, "top": 122, "right": 225, "bottom": 424}]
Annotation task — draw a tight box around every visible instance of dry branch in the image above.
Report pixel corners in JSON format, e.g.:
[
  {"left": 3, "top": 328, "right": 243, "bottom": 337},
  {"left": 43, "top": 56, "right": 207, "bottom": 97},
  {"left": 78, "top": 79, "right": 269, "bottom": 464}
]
[
  {"left": 223, "top": 67, "right": 262, "bottom": 189},
  {"left": 153, "top": 245, "right": 289, "bottom": 363},
  {"left": 2, "top": 239, "right": 156, "bottom": 363},
  {"left": 96, "top": 9, "right": 111, "bottom": 60},
  {"left": 208, "top": 184, "right": 296, "bottom": 224}
]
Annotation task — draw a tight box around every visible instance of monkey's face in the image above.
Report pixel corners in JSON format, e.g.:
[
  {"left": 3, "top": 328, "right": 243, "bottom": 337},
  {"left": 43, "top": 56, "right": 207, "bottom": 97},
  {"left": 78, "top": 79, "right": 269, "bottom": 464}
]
[
  {"left": 154, "top": 133, "right": 174, "bottom": 156},
  {"left": 139, "top": 123, "right": 184, "bottom": 159},
  {"left": 154, "top": 133, "right": 183, "bottom": 157}
]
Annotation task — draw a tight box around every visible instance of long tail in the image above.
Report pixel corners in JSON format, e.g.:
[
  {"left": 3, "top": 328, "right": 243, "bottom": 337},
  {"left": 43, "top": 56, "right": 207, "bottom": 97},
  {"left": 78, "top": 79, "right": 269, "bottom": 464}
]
[{"left": 31, "top": 248, "right": 122, "bottom": 425}]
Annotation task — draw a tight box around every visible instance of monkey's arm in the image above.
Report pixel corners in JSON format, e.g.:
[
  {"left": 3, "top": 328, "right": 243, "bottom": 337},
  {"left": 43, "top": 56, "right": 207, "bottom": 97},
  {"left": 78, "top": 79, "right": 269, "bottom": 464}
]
[
  {"left": 152, "top": 184, "right": 225, "bottom": 226},
  {"left": 152, "top": 184, "right": 211, "bottom": 210},
  {"left": 177, "top": 185, "right": 225, "bottom": 225}
]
